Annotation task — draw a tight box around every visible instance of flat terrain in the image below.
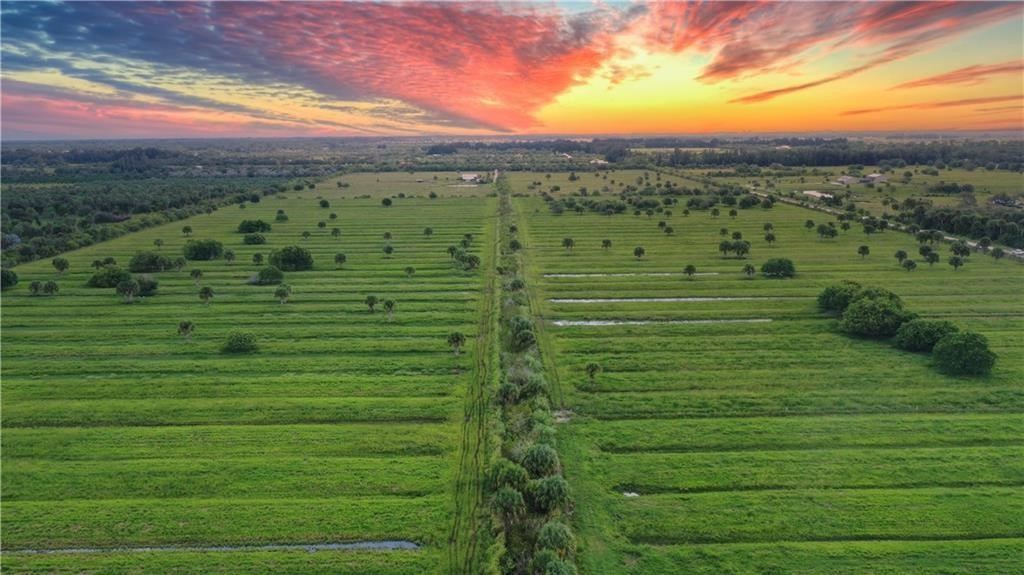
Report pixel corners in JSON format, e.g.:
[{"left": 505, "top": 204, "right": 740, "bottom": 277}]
[
  {"left": 511, "top": 170, "right": 1024, "bottom": 574},
  {"left": 1, "top": 175, "right": 495, "bottom": 573}
]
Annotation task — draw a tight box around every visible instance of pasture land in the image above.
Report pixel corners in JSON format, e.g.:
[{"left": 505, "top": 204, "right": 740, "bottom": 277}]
[
  {"left": 511, "top": 171, "right": 1024, "bottom": 574},
  {"left": 1, "top": 173, "right": 496, "bottom": 573}
]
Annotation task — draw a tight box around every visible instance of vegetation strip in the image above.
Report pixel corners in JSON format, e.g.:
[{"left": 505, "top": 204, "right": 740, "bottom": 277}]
[{"left": 5, "top": 541, "right": 420, "bottom": 555}]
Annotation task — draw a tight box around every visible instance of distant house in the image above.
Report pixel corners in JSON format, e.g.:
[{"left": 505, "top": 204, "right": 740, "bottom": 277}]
[
  {"left": 834, "top": 175, "right": 857, "bottom": 186},
  {"left": 589, "top": 159, "right": 609, "bottom": 165},
  {"left": 460, "top": 173, "right": 479, "bottom": 182},
  {"left": 862, "top": 173, "right": 888, "bottom": 184},
  {"left": 560, "top": 153, "right": 573, "bottom": 159},
  {"left": 802, "top": 191, "right": 832, "bottom": 199}
]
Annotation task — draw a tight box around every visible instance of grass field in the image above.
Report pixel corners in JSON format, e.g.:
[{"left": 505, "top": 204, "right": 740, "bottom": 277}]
[
  {"left": 510, "top": 170, "right": 1024, "bottom": 574},
  {"left": 1, "top": 174, "right": 496, "bottom": 573}
]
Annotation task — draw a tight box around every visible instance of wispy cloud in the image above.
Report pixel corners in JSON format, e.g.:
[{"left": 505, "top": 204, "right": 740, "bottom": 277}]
[
  {"left": 840, "top": 94, "right": 1023, "bottom": 116},
  {"left": 891, "top": 60, "right": 1024, "bottom": 89}
]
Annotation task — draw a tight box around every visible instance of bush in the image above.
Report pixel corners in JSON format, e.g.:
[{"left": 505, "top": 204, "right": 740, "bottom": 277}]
[
  {"left": 269, "top": 246, "right": 314, "bottom": 271},
  {"left": 243, "top": 233, "right": 266, "bottom": 245},
  {"left": 237, "top": 219, "right": 272, "bottom": 233},
  {"left": 817, "top": 280, "right": 862, "bottom": 313},
  {"left": 183, "top": 239, "right": 224, "bottom": 260},
  {"left": 491, "top": 486, "right": 526, "bottom": 519},
  {"left": 761, "top": 258, "right": 795, "bottom": 278},
  {"left": 1, "top": 269, "right": 17, "bottom": 290},
  {"left": 530, "top": 550, "right": 559, "bottom": 575},
  {"left": 249, "top": 265, "right": 284, "bottom": 285},
  {"left": 522, "top": 444, "right": 560, "bottom": 477},
  {"left": 544, "top": 560, "right": 578, "bottom": 575},
  {"left": 537, "top": 521, "right": 576, "bottom": 557},
  {"left": 526, "top": 476, "right": 571, "bottom": 513},
  {"left": 487, "top": 459, "right": 529, "bottom": 491},
  {"left": 895, "top": 319, "right": 960, "bottom": 352},
  {"left": 933, "top": 332, "right": 996, "bottom": 375},
  {"left": 136, "top": 274, "right": 159, "bottom": 296},
  {"left": 222, "top": 331, "right": 258, "bottom": 353},
  {"left": 840, "top": 297, "right": 916, "bottom": 338},
  {"left": 87, "top": 266, "right": 132, "bottom": 288},
  {"left": 853, "top": 286, "right": 902, "bottom": 307},
  {"left": 128, "top": 251, "right": 171, "bottom": 273}
]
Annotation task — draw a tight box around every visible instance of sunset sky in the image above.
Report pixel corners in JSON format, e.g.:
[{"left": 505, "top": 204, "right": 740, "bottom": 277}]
[{"left": 2, "top": 1, "right": 1023, "bottom": 140}]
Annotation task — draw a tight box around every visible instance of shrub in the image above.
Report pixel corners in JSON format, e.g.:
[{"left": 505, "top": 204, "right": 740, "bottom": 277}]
[
  {"left": 222, "top": 331, "right": 258, "bottom": 353},
  {"left": 526, "top": 476, "right": 571, "bottom": 513},
  {"left": 487, "top": 459, "right": 529, "bottom": 491},
  {"left": 183, "top": 239, "right": 224, "bottom": 260},
  {"left": 761, "top": 258, "right": 795, "bottom": 278},
  {"left": 249, "top": 265, "right": 284, "bottom": 285},
  {"left": 853, "top": 286, "right": 902, "bottom": 307},
  {"left": 817, "top": 280, "right": 862, "bottom": 313},
  {"left": 491, "top": 486, "right": 526, "bottom": 519},
  {"left": 840, "top": 297, "right": 915, "bottom": 338},
  {"left": 87, "top": 266, "right": 132, "bottom": 288},
  {"left": 269, "top": 246, "right": 314, "bottom": 271},
  {"left": 895, "top": 319, "right": 960, "bottom": 352},
  {"left": 237, "top": 219, "right": 272, "bottom": 233},
  {"left": 933, "top": 332, "right": 996, "bottom": 375},
  {"left": 136, "top": 274, "right": 159, "bottom": 296},
  {"left": 537, "top": 521, "right": 576, "bottom": 557},
  {"left": 544, "top": 560, "right": 578, "bottom": 575},
  {"left": 275, "top": 212, "right": 289, "bottom": 222},
  {"left": 42, "top": 280, "right": 59, "bottom": 295},
  {"left": 243, "top": 233, "right": 266, "bottom": 245},
  {"left": 530, "top": 550, "right": 559, "bottom": 575},
  {"left": 128, "top": 251, "right": 171, "bottom": 273},
  {"left": 1, "top": 269, "right": 18, "bottom": 290},
  {"left": 522, "top": 444, "right": 560, "bottom": 477}
]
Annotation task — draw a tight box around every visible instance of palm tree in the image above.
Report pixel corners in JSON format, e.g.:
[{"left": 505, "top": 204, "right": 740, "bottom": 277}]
[
  {"left": 585, "top": 362, "right": 601, "bottom": 383},
  {"left": 383, "top": 299, "right": 395, "bottom": 321},
  {"left": 177, "top": 320, "right": 195, "bottom": 340},
  {"left": 190, "top": 269, "right": 203, "bottom": 286},
  {"left": 633, "top": 246, "right": 645, "bottom": 259},
  {"left": 302, "top": 231, "right": 311, "bottom": 241},
  {"left": 448, "top": 331, "right": 466, "bottom": 355},
  {"left": 562, "top": 237, "right": 575, "bottom": 252},
  {"left": 895, "top": 250, "right": 908, "bottom": 264},
  {"left": 365, "top": 294, "right": 379, "bottom": 312},
  {"left": 274, "top": 284, "right": 292, "bottom": 304},
  {"left": 198, "top": 286, "right": 214, "bottom": 305},
  {"left": 383, "top": 245, "right": 394, "bottom": 258},
  {"left": 224, "top": 250, "right": 235, "bottom": 265},
  {"left": 682, "top": 265, "right": 696, "bottom": 279},
  {"left": 710, "top": 208, "right": 720, "bottom": 218},
  {"left": 858, "top": 245, "right": 870, "bottom": 258},
  {"left": 331, "top": 227, "right": 341, "bottom": 238},
  {"left": 601, "top": 239, "right": 612, "bottom": 250},
  {"left": 764, "top": 232, "right": 776, "bottom": 245},
  {"left": 335, "top": 253, "right": 347, "bottom": 268},
  {"left": 182, "top": 225, "right": 192, "bottom": 237},
  {"left": 742, "top": 263, "right": 756, "bottom": 278},
  {"left": 253, "top": 253, "right": 264, "bottom": 265},
  {"left": 404, "top": 266, "right": 415, "bottom": 277}
]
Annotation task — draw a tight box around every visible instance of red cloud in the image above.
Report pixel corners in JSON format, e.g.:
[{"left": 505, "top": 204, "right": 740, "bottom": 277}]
[
  {"left": 891, "top": 60, "right": 1024, "bottom": 89},
  {"left": 840, "top": 94, "right": 1023, "bottom": 116}
]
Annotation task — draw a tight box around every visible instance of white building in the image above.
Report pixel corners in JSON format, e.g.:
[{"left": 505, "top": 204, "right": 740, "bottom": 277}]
[{"left": 802, "top": 191, "right": 833, "bottom": 199}]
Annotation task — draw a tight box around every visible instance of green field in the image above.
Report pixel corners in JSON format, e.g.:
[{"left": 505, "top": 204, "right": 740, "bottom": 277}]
[
  {"left": 509, "top": 170, "right": 1024, "bottom": 573},
  {"left": 1, "top": 175, "right": 497, "bottom": 573}
]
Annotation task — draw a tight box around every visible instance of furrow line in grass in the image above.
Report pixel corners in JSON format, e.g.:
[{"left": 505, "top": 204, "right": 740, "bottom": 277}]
[
  {"left": 628, "top": 534, "right": 1024, "bottom": 547},
  {"left": 609, "top": 480, "right": 1024, "bottom": 496},
  {"left": 586, "top": 409, "right": 1024, "bottom": 422},
  {"left": 598, "top": 440, "right": 1024, "bottom": 455},
  {"left": 3, "top": 541, "right": 422, "bottom": 555}
]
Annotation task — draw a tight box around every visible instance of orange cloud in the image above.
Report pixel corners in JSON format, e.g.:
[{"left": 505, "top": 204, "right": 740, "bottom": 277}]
[
  {"left": 891, "top": 60, "right": 1024, "bottom": 89},
  {"left": 840, "top": 94, "right": 1024, "bottom": 116}
]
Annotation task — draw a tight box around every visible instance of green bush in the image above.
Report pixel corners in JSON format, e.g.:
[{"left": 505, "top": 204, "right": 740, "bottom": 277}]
[
  {"left": 537, "top": 521, "right": 576, "bottom": 557},
  {"left": 222, "top": 332, "right": 258, "bottom": 354},
  {"left": 852, "top": 286, "right": 902, "bottom": 307},
  {"left": 491, "top": 486, "right": 525, "bottom": 519},
  {"left": 136, "top": 274, "right": 159, "bottom": 296},
  {"left": 183, "top": 239, "right": 224, "bottom": 260},
  {"left": 269, "top": 245, "right": 314, "bottom": 271},
  {"left": 128, "top": 251, "right": 171, "bottom": 273},
  {"left": 933, "top": 332, "right": 996, "bottom": 375},
  {"left": 249, "top": 265, "right": 284, "bottom": 285},
  {"left": 522, "top": 444, "right": 560, "bottom": 477},
  {"left": 87, "top": 266, "right": 132, "bottom": 288},
  {"left": 817, "top": 280, "right": 862, "bottom": 313},
  {"left": 237, "top": 219, "right": 272, "bottom": 233},
  {"left": 544, "top": 560, "right": 578, "bottom": 575},
  {"left": 487, "top": 459, "right": 529, "bottom": 491},
  {"left": 895, "top": 319, "right": 959, "bottom": 352},
  {"left": 243, "top": 233, "right": 266, "bottom": 245},
  {"left": 526, "top": 476, "right": 570, "bottom": 513},
  {"left": 1, "top": 269, "right": 18, "bottom": 290},
  {"left": 761, "top": 258, "right": 795, "bottom": 278},
  {"left": 840, "top": 297, "right": 916, "bottom": 338}
]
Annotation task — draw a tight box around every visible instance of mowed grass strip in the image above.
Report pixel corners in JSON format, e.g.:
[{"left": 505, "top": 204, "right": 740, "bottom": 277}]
[
  {"left": 3, "top": 495, "right": 447, "bottom": 549},
  {"left": 598, "top": 446, "right": 1024, "bottom": 493},
  {"left": 1, "top": 549, "right": 440, "bottom": 575},
  {"left": 3, "top": 456, "right": 447, "bottom": 500},
  {"left": 617, "top": 487, "right": 1024, "bottom": 544},
  {"left": 2, "top": 422, "right": 454, "bottom": 460}
]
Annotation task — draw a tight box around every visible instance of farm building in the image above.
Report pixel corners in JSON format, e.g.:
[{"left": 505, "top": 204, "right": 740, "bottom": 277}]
[
  {"left": 834, "top": 175, "right": 858, "bottom": 185},
  {"left": 802, "top": 190, "right": 833, "bottom": 199},
  {"left": 862, "top": 173, "right": 888, "bottom": 184},
  {"left": 460, "top": 173, "right": 480, "bottom": 182}
]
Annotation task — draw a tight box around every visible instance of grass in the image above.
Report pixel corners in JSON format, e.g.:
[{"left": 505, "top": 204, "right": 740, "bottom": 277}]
[
  {"left": 511, "top": 169, "right": 1024, "bottom": 574},
  {"left": 1, "top": 173, "right": 496, "bottom": 572}
]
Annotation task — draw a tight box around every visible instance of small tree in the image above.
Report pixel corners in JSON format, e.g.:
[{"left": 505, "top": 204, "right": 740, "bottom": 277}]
[
  {"left": 932, "top": 332, "right": 996, "bottom": 376},
  {"left": 224, "top": 250, "right": 236, "bottom": 265},
  {"left": 42, "top": 280, "right": 59, "bottom": 295},
  {"left": 319, "top": 199, "right": 330, "bottom": 208},
  {"left": 949, "top": 255, "right": 964, "bottom": 270},
  {"left": 116, "top": 279, "right": 140, "bottom": 303},
  {"left": 270, "top": 246, "right": 314, "bottom": 271},
  {"left": 841, "top": 297, "right": 914, "bottom": 338},
  {"left": 761, "top": 258, "right": 795, "bottom": 278},
  {"left": 633, "top": 246, "right": 645, "bottom": 259},
  {"left": 894, "top": 250, "right": 908, "bottom": 264},
  {"left": 302, "top": 231, "right": 311, "bottom": 241},
  {"left": 253, "top": 253, "right": 264, "bottom": 265},
  {"left": 601, "top": 239, "right": 612, "bottom": 250},
  {"left": 585, "top": 362, "right": 601, "bottom": 383},
  {"left": 335, "top": 253, "right": 347, "bottom": 268},
  {"left": 804, "top": 219, "right": 815, "bottom": 231},
  {"left": 763, "top": 223, "right": 774, "bottom": 231},
  {"left": 381, "top": 198, "right": 392, "bottom": 207},
  {"left": 902, "top": 259, "right": 917, "bottom": 272},
  {"left": 404, "top": 266, "right": 415, "bottom": 277},
  {"left": 173, "top": 257, "right": 187, "bottom": 271},
  {"left": 950, "top": 240, "right": 971, "bottom": 258},
  {"left": 222, "top": 331, "right": 257, "bottom": 354},
  {"left": 383, "top": 299, "right": 395, "bottom": 321},
  {"left": 383, "top": 231, "right": 392, "bottom": 240},
  {"left": 383, "top": 245, "right": 394, "bottom": 258},
  {"left": 537, "top": 521, "right": 576, "bottom": 558},
  {"left": 991, "top": 247, "right": 1006, "bottom": 260},
  {"left": 925, "top": 252, "right": 940, "bottom": 266},
  {"left": 895, "top": 319, "right": 959, "bottom": 352},
  {"left": 664, "top": 226, "right": 674, "bottom": 235},
  {"left": 177, "top": 320, "right": 195, "bottom": 340},
  {"left": 365, "top": 294, "right": 379, "bottom": 312},
  {"left": 858, "top": 245, "right": 870, "bottom": 258},
  {"left": 51, "top": 257, "right": 70, "bottom": 274},
  {"left": 424, "top": 227, "right": 433, "bottom": 237},
  {"left": 742, "top": 263, "right": 756, "bottom": 278},
  {"left": 710, "top": 208, "right": 720, "bottom": 218},
  {"left": 764, "top": 232, "right": 776, "bottom": 245},
  {"left": 729, "top": 209, "right": 738, "bottom": 218},
  {"left": 153, "top": 239, "right": 164, "bottom": 251},
  {"left": 684, "top": 264, "right": 697, "bottom": 279},
  {"left": 182, "top": 225, "right": 192, "bottom": 237},
  {"left": 562, "top": 237, "right": 575, "bottom": 252},
  {"left": 198, "top": 286, "right": 214, "bottom": 305},
  {"left": 331, "top": 227, "right": 341, "bottom": 238},
  {"left": 274, "top": 284, "right": 292, "bottom": 304},
  {"left": 329, "top": 212, "right": 338, "bottom": 220},
  {"left": 0, "top": 269, "right": 17, "bottom": 291},
  {"left": 29, "top": 281, "right": 43, "bottom": 296},
  {"left": 190, "top": 269, "right": 204, "bottom": 285},
  {"left": 448, "top": 331, "right": 466, "bottom": 355}
]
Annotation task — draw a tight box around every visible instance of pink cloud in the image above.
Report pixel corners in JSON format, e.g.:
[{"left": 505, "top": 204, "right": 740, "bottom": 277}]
[
  {"left": 840, "top": 94, "right": 1023, "bottom": 116},
  {"left": 891, "top": 60, "right": 1024, "bottom": 89}
]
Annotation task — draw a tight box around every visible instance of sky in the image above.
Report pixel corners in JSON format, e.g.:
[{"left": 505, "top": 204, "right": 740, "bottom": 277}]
[{"left": 1, "top": 1, "right": 1023, "bottom": 140}]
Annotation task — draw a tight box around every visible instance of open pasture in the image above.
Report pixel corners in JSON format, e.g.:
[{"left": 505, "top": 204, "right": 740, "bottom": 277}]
[
  {"left": 512, "top": 177, "right": 1024, "bottom": 574},
  {"left": 1, "top": 173, "right": 495, "bottom": 573}
]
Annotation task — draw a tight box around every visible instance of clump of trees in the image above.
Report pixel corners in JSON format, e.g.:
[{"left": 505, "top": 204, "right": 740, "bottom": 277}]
[
  {"left": 249, "top": 265, "right": 284, "bottom": 285},
  {"left": 820, "top": 281, "right": 995, "bottom": 376},
  {"left": 222, "top": 331, "right": 257, "bottom": 353},
  {"left": 237, "top": 220, "right": 272, "bottom": 233},
  {"left": 183, "top": 239, "right": 224, "bottom": 261},
  {"left": 129, "top": 251, "right": 171, "bottom": 273},
  {"left": 87, "top": 265, "right": 132, "bottom": 288},
  {"left": 761, "top": 258, "right": 795, "bottom": 278},
  {"left": 1, "top": 269, "right": 17, "bottom": 290},
  {"left": 243, "top": 233, "right": 266, "bottom": 245},
  {"left": 269, "top": 246, "right": 314, "bottom": 271}
]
